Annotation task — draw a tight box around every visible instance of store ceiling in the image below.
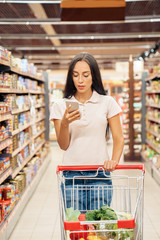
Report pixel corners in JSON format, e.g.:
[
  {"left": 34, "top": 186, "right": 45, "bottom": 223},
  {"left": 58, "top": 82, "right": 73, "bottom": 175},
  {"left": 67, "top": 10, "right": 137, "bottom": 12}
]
[{"left": 0, "top": 0, "right": 160, "bottom": 71}]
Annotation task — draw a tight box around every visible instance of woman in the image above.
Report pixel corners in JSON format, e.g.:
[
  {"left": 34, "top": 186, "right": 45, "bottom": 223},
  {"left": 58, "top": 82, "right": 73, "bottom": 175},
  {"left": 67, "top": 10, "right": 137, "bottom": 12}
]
[{"left": 50, "top": 52, "right": 124, "bottom": 212}]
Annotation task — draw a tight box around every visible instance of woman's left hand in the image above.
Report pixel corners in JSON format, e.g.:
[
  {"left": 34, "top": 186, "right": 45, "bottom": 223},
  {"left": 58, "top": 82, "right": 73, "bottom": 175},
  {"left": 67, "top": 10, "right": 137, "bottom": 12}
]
[{"left": 104, "top": 160, "right": 118, "bottom": 171}]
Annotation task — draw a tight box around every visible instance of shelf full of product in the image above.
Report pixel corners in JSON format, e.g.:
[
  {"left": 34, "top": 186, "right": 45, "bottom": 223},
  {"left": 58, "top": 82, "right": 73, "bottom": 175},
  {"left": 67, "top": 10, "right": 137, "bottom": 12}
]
[
  {"left": 122, "top": 76, "right": 142, "bottom": 161},
  {"left": 141, "top": 68, "right": 160, "bottom": 185},
  {"left": 50, "top": 87, "right": 64, "bottom": 141},
  {"left": 0, "top": 46, "right": 50, "bottom": 238}
]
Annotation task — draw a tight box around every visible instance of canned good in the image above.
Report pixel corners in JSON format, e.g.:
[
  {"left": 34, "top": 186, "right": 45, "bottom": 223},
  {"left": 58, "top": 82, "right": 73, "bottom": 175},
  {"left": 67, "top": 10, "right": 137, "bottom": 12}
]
[{"left": 2, "top": 187, "right": 12, "bottom": 200}]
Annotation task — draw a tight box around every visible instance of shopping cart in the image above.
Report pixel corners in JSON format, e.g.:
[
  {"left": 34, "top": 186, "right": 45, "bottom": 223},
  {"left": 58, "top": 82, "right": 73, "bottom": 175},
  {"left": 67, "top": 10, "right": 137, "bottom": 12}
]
[{"left": 57, "top": 164, "right": 145, "bottom": 240}]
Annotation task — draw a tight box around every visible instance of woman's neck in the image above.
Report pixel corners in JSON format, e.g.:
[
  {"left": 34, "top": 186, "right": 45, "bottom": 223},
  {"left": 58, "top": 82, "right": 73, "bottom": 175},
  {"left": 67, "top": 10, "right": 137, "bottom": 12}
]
[{"left": 74, "top": 90, "right": 93, "bottom": 104}]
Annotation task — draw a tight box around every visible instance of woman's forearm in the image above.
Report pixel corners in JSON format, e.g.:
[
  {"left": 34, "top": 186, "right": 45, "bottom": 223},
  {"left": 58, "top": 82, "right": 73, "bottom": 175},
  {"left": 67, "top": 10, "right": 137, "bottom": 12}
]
[
  {"left": 57, "top": 122, "right": 70, "bottom": 150},
  {"left": 111, "top": 136, "right": 124, "bottom": 164}
]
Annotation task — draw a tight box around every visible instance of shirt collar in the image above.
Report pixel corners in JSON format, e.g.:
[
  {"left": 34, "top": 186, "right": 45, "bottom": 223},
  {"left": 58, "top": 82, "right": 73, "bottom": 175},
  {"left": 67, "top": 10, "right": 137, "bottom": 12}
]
[{"left": 71, "top": 90, "right": 99, "bottom": 104}]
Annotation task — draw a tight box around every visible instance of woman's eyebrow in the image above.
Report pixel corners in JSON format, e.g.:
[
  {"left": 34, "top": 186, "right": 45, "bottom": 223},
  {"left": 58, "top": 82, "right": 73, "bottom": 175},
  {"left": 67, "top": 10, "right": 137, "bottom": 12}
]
[{"left": 73, "top": 70, "right": 90, "bottom": 73}]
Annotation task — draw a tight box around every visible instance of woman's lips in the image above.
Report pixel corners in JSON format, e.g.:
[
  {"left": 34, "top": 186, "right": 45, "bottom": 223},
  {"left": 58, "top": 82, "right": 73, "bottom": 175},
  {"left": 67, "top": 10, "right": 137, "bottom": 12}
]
[{"left": 78, "top": 85, "right": 85, "bottom": 89}]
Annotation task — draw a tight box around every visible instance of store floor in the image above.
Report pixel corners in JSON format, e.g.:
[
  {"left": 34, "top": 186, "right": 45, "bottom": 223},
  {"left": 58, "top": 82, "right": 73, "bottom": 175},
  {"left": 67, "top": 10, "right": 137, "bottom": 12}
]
[{"left": 9, "top": 141, "right": 160, "bottom": 240}]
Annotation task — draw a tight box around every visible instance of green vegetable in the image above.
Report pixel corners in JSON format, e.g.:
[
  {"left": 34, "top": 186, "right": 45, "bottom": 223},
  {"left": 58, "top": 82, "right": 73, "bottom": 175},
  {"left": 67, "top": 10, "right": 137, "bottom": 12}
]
[
  {"left": 85, "top": 210, "right": 99, "bottom": 221},
  {"left": 85, "top": 205, "right": 118, "bottom": 239},
  {"left": 96, "top": 205, "right": 118, "bottom": 220},
  {"left": 65, "top": 207, "right": 81, "bottom": 221},
  {"left": 85, "top": 205, "right": 117, "bottom": 221},
  {"left": 85, "top": 206, "right": 134, "bottom": 240}
]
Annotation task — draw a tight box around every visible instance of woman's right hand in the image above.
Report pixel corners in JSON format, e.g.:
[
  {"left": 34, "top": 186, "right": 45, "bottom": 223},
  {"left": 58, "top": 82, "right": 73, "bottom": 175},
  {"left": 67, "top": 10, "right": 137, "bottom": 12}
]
[{"left": 61, "top": 105, "right": 81, "bottom": 127}]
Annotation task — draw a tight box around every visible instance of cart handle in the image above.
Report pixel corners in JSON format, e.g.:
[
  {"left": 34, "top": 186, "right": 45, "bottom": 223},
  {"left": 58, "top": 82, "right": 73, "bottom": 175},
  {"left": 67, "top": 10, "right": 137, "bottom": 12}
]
[{"left": 56, "top": 164, "right": 145, "bottom": 173}]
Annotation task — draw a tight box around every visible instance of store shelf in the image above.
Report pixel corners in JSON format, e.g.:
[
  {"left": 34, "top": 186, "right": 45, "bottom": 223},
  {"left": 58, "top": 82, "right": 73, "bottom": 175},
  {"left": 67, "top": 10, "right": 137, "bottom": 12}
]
[
  {"left": 134, "top": 87, "right": 141, "bottom": 92},
  {"left": 32, "top": 128, "right": 45, "bottom": 140},
  {"left": 0, "top": 113, "right": 12, "bottom": 122},
  {"left": 134, "top": 118, "right": 141, "bottom": 123},
  {"left": 12, "top": 122, "right": 31, "bottom": 136},
  {"left": 147, "top": 116, "right": 160, "bottom": 124},
  {"left": 124, "top": 151, "right": 141, "bottom": 161},
  {"left": 141, "top": 151, "right": 152, "bottom": 174},
  {"left": 11, "top": 108, "right": 30, "bottom": 115},
  {"left": 123, "top": 97, "right": 141, "bottom": 104},
  {"left": 124, "top": 140, "right": 141, "bottom": 145},
  {"left": 134, "top": 108, "right": 141, "bottom": 113},
  {"left": 0, "top": 138, "right": 12, "bottom": 151},
  {"left": 0, "top": 167, "right": 12, "bottom": 185},
  {"left": 123, "top": 88, "right": 129, "bottom": 93},
  {"left": 134, "top": 78, "right": 142, "bottom": 82},
  {"left": 123, "top": 129, "right": 129, "bottom": 133},
  {"left": 12, "top": 139, "right": 31, "bottom": 157},
  {"left": 49, "top": 133, "right": 57, "bottom": 141},
  {"left": 35, "top": 116, "right": 45, "bottom": 123},
  {"left": 0, "top": 88, "right": 45, "bottom": 94},
  {"left": 146, "top": 103, "right": 160, "bottom": 109},
  {"left": 141, "top": 151, "right": 150, "bottom": 162},
  {"left": 35, "top": 104, "right": 45, "bottom": 109},
  {"left": 10, "top": 66, "right": 44, "bottom": 83},
  {"left": 146, "top": 139, "right": 160, "bottom": 155},
  {"left": 11, "top": 139, "right": 46, "bottom": 178},
  {"left": 12, "top": 117, "right": 45, "bottom": 136},
  {"left": 123, "top": 110, "right": 129, "bottom": 114},
  {"left": 123, "top": 119, "right": 129, "bottom": 124},
  {"left": 141, "top": 151, "right": 160, "bottom": 185},
  {"left": 146, "top": 74, "right": 160, "bottom": 81},
  {"left": 123, "top": 62, "right": 142, "bottom": 161},
  {"left": 0, "top": 59, "right": 10, "bottom": 67},
  {"left": 0, "top": 59, "right": 44, "bottom": 83},
  {"left": 151, "top": 164, "right": 160, "bottom": 185},
  {"left": 0, "top": 152, "right": 50, "bottom": 240},
  {"left": 146, "top": 128, "right": 160, "bottom": 139},
  {"left": 0, "top": 88, "right": 28, "bottom": 94},
  {"left": 133, "top": 130, "right": 141, "bottom": 134},
  {"left": 0, "top": 49, "right": 49, "bottom": 239},
  {"left": 146, "top": 90, "right": 160, "bottom": 94},
  {"left": 29, "top": 90, "right": 45, "bottom": 94}
]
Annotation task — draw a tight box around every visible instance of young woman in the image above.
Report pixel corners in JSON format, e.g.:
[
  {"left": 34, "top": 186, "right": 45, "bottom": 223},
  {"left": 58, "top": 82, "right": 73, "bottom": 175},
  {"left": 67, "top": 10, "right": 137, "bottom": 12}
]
[{"left": 50, "top": 52, "right": 124, "bottom": 211}]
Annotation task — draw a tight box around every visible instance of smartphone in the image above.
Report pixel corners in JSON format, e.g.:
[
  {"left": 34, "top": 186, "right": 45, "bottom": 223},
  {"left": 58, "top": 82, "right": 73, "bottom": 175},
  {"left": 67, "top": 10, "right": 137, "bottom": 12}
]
[{"left": 66, "top": 100, "right": 79, "bottom": 113}]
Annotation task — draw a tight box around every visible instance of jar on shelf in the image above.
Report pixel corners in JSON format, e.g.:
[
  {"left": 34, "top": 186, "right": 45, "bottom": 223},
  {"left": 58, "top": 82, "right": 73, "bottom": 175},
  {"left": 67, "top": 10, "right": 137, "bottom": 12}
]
[{"left": 2, "top": 187, "right": 12, "bottom": 200}]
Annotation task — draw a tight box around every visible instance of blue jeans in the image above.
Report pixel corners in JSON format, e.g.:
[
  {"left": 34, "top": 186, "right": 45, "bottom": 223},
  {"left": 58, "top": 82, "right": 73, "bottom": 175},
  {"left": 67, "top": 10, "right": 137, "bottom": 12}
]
[{"left": 62, "top": 170, "right": 113, "bottom": 213}]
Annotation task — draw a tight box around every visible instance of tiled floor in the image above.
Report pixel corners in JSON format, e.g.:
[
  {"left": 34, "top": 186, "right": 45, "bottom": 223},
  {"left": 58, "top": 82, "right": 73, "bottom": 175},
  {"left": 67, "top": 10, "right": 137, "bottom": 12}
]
[{"left": 9, "top": 141, "right": 160, "bottom": 240}]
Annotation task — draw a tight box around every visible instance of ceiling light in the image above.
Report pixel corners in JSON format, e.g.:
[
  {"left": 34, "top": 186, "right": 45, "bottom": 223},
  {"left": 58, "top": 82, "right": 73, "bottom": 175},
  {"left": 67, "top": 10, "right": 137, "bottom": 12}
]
[
  {"left": 144, "top": 51, "right": 149, "bottom": 57},
  {"left": 138, "top": 56, "right": 143, "bottom": 61},
  {"left": 150, "top": 48, "right": 154, "bottom": 53},
  {"left": 138, "top": 40, "right": 160, "bottom": 61}
]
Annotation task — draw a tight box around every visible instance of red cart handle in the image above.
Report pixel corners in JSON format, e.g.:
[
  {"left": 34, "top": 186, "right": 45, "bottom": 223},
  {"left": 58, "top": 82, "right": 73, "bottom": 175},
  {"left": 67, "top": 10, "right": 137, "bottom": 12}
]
[{"left": 56, "top": 164, "right": 145, "bottom": 173}]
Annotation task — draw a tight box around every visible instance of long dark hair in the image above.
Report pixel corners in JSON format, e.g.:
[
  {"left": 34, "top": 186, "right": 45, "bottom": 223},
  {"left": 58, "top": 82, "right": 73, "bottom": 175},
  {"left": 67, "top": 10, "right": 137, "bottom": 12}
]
[{"left": 64, "top": 52, "right": 106, "bottom": 98}]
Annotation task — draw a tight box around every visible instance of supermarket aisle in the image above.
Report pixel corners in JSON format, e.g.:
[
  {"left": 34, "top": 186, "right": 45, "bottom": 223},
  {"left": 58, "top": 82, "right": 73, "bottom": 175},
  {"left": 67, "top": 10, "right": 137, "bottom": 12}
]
[
  {"left": 9, "top": 141, "right": 160, "bottom": 240},
  {"left": 9, "top": 142, "right": 62, "bottom": 240}
]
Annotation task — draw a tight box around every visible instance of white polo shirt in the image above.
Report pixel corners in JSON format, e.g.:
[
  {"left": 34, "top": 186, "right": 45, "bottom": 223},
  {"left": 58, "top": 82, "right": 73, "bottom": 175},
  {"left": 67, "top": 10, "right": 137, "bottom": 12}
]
[{"left": 50, "top": 91, "right": 122, "bottom": 166}]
